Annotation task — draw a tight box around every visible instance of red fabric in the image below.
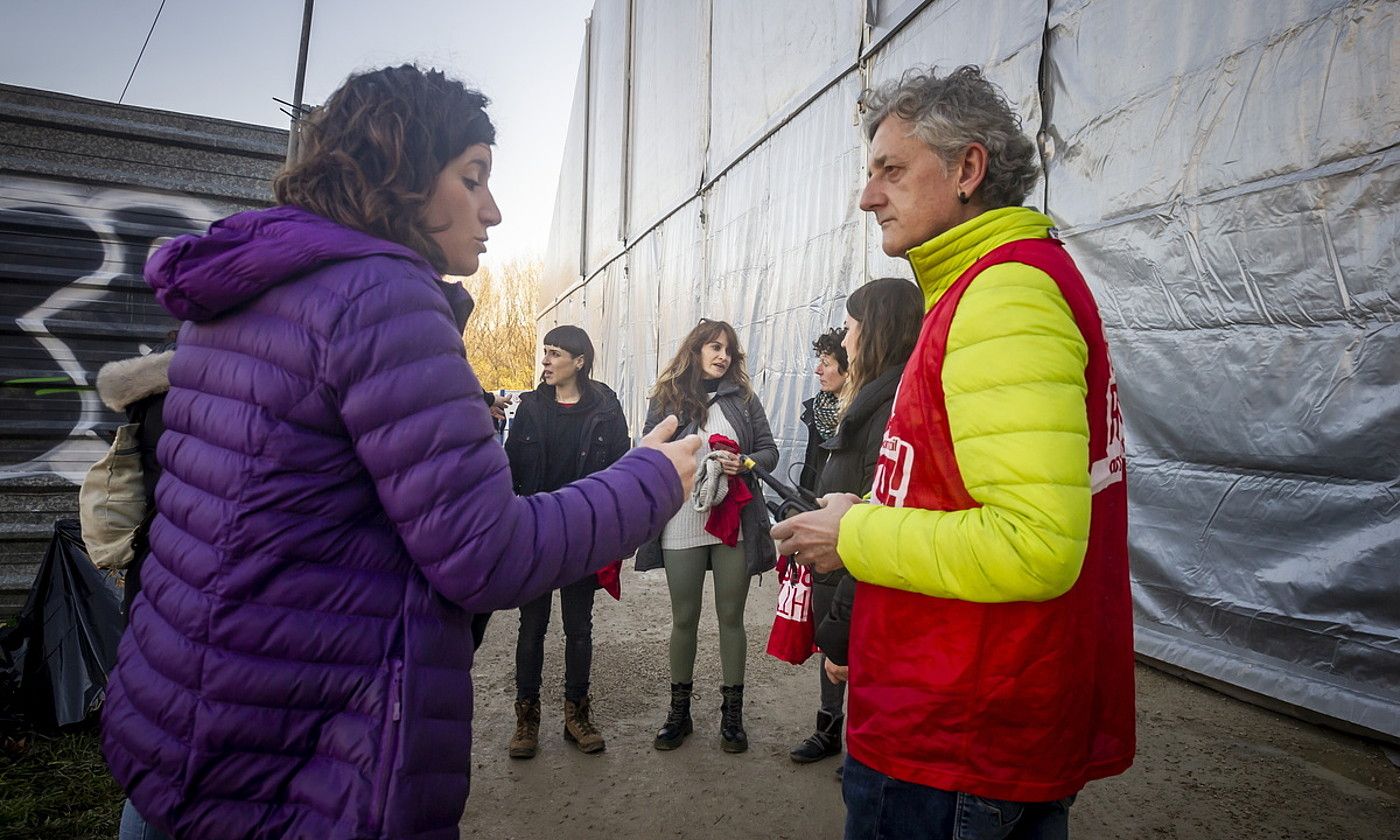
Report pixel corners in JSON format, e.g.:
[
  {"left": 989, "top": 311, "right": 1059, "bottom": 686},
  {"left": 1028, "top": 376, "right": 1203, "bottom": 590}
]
[
  {"left": 703, "top": 434, "right": 752, "bottom": 547},
  {"left": 595, "top": 560, "right": 622, "bottom": 600},
  {"left": 766, "top": 555, "right": 816, "bottom": 664},
  {"left": 849, "top": 236, "right": 1135, "bottom": 802}
]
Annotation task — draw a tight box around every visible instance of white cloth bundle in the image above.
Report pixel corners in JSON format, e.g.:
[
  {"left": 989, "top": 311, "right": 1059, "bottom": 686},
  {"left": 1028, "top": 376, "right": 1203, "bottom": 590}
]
[{"left": 691, "top": 451, "right": 731, "bottom": 512}]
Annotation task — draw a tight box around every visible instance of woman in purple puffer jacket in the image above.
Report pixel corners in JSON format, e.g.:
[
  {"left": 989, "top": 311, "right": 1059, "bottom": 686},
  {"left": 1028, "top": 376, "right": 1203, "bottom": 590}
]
[{"left": 102, "top": 65, "right": 698, "bottom": 840}]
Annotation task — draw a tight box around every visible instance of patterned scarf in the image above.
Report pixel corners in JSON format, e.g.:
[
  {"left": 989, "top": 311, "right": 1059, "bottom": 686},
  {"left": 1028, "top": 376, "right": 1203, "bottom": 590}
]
[{"left": 812, "top": 390, "right": 841, "bottom": 440}]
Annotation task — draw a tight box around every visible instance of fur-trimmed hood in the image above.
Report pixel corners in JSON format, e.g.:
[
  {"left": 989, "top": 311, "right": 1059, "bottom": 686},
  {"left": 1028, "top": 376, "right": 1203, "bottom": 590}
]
[{"left": 96, "top": 350, "right": 174, "bottom": 412}]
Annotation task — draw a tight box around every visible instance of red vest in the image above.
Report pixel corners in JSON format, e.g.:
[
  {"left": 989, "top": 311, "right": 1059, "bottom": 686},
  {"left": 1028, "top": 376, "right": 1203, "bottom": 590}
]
[{"left": 848, "top": 236, "right": 1135, "bottom": 801}]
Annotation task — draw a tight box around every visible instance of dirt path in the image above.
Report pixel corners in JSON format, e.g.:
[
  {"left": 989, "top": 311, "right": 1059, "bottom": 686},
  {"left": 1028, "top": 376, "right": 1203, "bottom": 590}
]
[{"left": 461, "top": 568, "right": 1400, "bottom": 839}]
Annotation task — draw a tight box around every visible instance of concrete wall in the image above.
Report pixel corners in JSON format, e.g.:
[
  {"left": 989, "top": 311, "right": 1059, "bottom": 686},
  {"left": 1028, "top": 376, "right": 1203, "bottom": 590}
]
[{"left": 0, "top": 84, "right": 286, "bottom": 614}]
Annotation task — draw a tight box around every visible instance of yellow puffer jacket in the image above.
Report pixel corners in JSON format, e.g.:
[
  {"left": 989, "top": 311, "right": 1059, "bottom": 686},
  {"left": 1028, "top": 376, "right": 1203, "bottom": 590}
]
[{"left": 837, "top": 206, "right": 1091, "bottom": 602}]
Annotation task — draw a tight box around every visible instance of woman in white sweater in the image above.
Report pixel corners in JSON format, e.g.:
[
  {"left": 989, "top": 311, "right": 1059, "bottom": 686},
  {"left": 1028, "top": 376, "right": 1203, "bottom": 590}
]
[{"left": 635, "top": 318, "right": 778, "bottom": 754}]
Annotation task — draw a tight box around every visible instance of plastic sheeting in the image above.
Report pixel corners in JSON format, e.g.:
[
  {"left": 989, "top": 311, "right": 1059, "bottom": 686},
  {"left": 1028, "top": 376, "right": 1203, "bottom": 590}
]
[
  {"left": 0, "top": 519, "right": 122, "bottom": 728},
  {"left": 706, "top": 0, "right": 861, "bottom": 174},
  {"left": 614, "top": 201, "right": 704, "bottom": 424},
  {"left": 541, "top": 45, "right": 590, "bottom": 309},
  {"left": 585, "top": 0, "right": 630, "bottom": 272},
  {"left": 1046, "top": 0, "right": 1400, "bottom": 740},
  {"left": 627, "top": 0, "right": 708, "bottom": 238},
  {"left": 542, "top": 0, "right": 1399, "bottom": 741},
  {"left": 701, "top": 75, "right": 867, "bottom": 462}
]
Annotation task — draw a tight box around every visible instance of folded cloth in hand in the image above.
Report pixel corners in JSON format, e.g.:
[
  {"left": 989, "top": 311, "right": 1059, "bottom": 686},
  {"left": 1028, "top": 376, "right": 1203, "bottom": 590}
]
[
  {"left": 698, "top": 434, "right": 752, "bottom": 547},
  {"left": 692, "top": 450, "right": 730, "bottom": 512}
]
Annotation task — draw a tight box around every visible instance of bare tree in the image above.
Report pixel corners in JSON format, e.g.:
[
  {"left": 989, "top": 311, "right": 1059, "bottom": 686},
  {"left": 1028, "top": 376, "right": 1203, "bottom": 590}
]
[{"left": 458, "top": 258, "right": 540, "bottom": 391}]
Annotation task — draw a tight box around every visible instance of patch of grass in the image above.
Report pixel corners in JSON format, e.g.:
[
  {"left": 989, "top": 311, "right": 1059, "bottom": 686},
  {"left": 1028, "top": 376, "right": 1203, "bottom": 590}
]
[{"left": 0, "top": 721, "right": 123, "bottom": 840}]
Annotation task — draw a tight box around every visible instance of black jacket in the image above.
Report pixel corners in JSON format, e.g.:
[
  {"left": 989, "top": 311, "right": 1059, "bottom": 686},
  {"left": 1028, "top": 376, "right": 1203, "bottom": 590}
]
[
  {"left": 634, "top": 380, "right": 779, "bottom": 577},
  {"left": 815, "top": 574, "right": 855, "bottom": 665},
  {"left": 811, "top": 364, "right": 905, "bottom": 585},
  {"left": 798, "top": 396, "right": 832, "bottom": 494},
  {"left": 504, "top": 381, "right": 630, "bottom": 496},
  {"left": 815, "top": 363, "right": 905, "bottom": 497}
]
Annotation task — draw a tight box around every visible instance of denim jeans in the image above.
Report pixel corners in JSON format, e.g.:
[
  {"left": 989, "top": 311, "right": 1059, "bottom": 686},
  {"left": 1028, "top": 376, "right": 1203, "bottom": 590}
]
[
  {"left": 119, "top": 800, "right": 172, "bottom": 840},
  {"left": 842, "top": 756, "right": 1076, "bottom": 840},
  {"left": 514, "top": 576, "right": 597, "bottom": 701}
]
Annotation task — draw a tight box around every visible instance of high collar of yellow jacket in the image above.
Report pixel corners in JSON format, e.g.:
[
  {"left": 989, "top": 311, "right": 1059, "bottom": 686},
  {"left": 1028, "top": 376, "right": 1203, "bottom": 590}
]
[{"left": 906, "top": 206, "right": 1056, "bottom": 311}]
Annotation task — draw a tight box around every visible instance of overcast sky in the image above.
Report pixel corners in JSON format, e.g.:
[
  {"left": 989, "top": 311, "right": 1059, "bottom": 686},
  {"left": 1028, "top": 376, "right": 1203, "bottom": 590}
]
[{"left": 0, "top": 0, "right": 595, "bottom": 269}]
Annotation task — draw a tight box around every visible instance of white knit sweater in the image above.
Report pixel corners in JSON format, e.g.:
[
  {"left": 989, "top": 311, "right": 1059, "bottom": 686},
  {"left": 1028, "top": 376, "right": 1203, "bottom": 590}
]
[{"left": 662, "top": 405, "right": 745, "bottom": 550}]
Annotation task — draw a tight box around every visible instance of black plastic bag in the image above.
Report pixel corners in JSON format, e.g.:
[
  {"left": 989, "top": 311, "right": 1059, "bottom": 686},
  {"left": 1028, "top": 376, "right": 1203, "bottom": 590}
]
[{"left": 0, "top": 519, "right": 123, "bottom": 729}]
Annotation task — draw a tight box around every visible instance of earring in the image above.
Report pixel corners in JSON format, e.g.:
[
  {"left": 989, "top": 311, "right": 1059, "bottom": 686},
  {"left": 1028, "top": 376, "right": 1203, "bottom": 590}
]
[{"left": 958, "top": 190, "right": 970, "bottom": 205}]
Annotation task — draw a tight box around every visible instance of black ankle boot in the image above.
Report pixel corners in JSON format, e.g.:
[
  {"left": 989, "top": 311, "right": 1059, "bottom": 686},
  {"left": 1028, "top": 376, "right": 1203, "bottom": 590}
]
[
  {"left": 789, "top": 709, "right": 843, "bottom": 763},
  {"left": 720, "top": 684, "right": 747, "bottom": 753},
  {"left": 654, "top": 682, "right": 693, "bottom": 750}
]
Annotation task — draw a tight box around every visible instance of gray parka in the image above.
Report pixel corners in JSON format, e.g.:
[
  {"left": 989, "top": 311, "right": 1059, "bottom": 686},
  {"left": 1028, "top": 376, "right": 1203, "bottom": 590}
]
[{"left": 634, "top": 380, "right": 779, "bottom": 576}]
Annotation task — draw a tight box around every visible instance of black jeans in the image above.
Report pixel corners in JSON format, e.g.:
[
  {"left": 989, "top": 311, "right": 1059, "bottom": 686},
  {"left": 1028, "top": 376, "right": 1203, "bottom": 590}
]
[
  {"left": 514, "top": 576, "right": 597, "bottom": 702},
  {"left": 843, "top": 756, "right": 1075, "bottom": 840},
  {"left": 812, "top": 577, "right": 846, "bottom": 715}
]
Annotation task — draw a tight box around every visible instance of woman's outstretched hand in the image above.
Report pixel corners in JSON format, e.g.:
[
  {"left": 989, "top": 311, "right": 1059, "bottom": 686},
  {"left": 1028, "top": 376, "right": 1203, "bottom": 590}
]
[{"left": 640, "top": 415, "right": 702, "bottom": 498}]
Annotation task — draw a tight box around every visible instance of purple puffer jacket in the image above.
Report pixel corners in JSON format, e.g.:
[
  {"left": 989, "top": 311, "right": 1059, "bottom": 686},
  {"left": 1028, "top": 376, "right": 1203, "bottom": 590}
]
[{"left": 101, "top": 206, "right": 682, "bottom": 840}]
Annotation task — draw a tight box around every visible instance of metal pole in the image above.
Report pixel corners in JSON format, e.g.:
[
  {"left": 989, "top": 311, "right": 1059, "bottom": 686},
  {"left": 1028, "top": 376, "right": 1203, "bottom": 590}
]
[
  {"left": 286, "top": 0, "right": 315, "bottom": 165},
  {"left": 578, "top": 16, "right": 591, "bottom": 282}
]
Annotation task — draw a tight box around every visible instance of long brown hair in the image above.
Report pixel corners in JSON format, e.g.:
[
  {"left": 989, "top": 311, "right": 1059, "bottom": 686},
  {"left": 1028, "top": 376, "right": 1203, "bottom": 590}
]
[
  {"left": 273, "top": 64, "right": 496, "bottom": 273},
  {"left": 843, "top": 277, "right": 923, "bottom": 412},
  {"left": 650, "top": 319, "right": 752, "bottom": 427}
]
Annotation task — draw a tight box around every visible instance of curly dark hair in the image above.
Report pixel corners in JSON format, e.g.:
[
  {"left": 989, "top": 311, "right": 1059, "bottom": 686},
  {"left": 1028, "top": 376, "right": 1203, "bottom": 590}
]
[
  {"left": 812, "top": 327, "right": 848, "bottom": 374},
  {"left": 273, "top": 64, "right": 496, "bottom": 273}
]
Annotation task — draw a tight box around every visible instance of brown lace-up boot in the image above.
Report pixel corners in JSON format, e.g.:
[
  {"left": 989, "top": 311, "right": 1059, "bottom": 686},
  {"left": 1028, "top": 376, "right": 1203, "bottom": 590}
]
[
  {"left": 563, "top": 695, "right": 606, "bottom": 754},
  {"left": 509, "top": 698, "right": 541, "bottom": 759}
]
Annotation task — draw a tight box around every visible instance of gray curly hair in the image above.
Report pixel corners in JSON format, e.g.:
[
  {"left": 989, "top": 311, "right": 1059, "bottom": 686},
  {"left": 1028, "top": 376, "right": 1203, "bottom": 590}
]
[{"left": 861, "top": 65, "right": 1040, "bottom": 209}]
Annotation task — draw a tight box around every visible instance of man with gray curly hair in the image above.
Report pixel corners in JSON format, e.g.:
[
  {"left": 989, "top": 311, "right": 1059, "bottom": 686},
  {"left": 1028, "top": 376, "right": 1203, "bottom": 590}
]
[{"left": 774, "top": 66, "right": 1135, "bottom": 839}]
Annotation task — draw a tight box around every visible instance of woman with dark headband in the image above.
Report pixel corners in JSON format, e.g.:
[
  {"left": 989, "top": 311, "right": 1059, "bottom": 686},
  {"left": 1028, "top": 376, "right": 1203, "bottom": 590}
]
[{"left": 102, "top": 65, "right": 697, "bottom": 840}]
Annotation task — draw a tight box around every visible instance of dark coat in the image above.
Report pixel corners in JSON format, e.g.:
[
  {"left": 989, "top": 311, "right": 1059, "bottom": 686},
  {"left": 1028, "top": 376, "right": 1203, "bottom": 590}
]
[
  {"left": 815, "top": 364, "right": 904, "bottom": 498},
  {"left": 635, "top": 380, "right": 779, "bottom": 577},
  {"left": 798, "top": 395, "right": 831, "bottom": 494},
  {"left": 815, "top": 573, "right": 855, "bottom": 666},
  {"left": 811, "top": 364, "right": 905, "bottom": 586},
  {"left": 505, "top": 380, "right": 632, "bottom": 598},
  {"left": 504, "top": 381, "right": 630, "bottom": 496}
]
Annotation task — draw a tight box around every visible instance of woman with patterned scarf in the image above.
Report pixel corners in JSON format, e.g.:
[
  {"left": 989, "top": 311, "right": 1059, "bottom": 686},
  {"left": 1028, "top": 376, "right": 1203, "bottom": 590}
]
[{"left": 798, "top": 327, "right": 848, "bottom": 494}]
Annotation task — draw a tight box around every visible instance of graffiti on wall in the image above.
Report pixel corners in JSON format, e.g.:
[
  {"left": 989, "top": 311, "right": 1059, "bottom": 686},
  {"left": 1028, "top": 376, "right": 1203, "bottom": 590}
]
[{"left": 0, "top": 176, "right": 215, "bottom": 482}]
